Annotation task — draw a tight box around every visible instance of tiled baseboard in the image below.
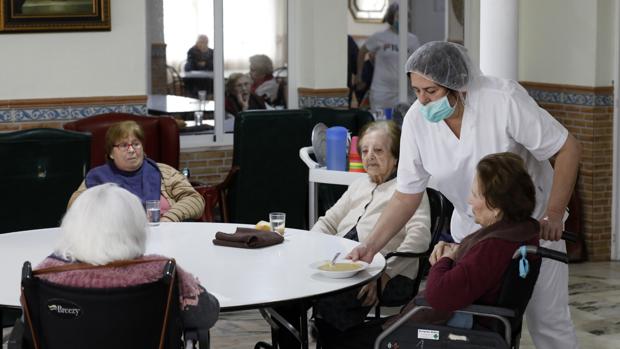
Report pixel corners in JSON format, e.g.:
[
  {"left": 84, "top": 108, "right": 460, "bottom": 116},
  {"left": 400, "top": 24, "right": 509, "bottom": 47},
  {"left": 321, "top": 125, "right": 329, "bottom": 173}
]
[{"left": 0, "top": 96, "right": 147, "bottom": 123}]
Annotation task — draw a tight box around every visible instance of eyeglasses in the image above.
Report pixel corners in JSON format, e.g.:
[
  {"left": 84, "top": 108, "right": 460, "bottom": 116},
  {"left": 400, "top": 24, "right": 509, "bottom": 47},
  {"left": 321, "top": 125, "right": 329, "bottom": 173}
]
[{"left": 113, "top": 142, "right": 142, "bottom": 152}]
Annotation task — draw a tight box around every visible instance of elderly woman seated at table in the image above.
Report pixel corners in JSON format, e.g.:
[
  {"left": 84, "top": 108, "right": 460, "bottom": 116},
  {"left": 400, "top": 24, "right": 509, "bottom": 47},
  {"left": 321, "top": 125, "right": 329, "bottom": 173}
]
[
  {"left": 68, "top": 121, "right": 204, "bottom": 222},
  {"left": 277, "top": 121, "right": 431, "bottom": 348},
  {"left": 313, "top": 120, "right": 431, "bottom": 324},
  {"left": 326, "top": 152, "right": 541, "bottom": 348},
  {"left": 16, "top": 184, "right": 219, "bottom": 343},
  {"left": 225, "top": 72, "right": 266, "bottom": 118},
  {"left": 249, "top": 54, "right": 280, "bottom": 105}
]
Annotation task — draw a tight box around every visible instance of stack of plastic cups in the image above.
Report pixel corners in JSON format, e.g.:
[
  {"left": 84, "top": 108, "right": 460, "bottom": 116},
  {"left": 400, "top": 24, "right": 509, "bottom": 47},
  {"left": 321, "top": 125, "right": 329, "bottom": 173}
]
[{"left": 348, "top": 136, "right": 364, "bottom": 173}]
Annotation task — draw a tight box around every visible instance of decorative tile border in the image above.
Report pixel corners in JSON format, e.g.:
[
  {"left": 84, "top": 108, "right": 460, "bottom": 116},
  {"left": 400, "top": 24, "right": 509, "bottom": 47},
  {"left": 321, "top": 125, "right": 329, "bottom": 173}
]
[
  {"left": 297, "top": 88, "right": 349, "bottom": 109},
  {"left": 521, "top": 82, "right": 614, "bottom": 107},
  {"left": 0, "top": 96, "right": 147, "bottom": 123}
]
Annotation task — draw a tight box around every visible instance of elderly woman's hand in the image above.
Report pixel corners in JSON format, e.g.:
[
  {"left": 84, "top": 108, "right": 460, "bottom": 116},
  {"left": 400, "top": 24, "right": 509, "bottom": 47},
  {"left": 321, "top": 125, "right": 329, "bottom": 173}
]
[
  {"left": 357, "top": 273, "right": 391, "bottom": 307},
  {"left": 429, "top": 241, "right": 458, "bottom": 266}
]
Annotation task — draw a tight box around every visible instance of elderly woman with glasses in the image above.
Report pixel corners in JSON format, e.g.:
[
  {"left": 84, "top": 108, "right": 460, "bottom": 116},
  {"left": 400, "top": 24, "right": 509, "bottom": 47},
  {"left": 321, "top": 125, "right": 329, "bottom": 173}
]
[{"left": 68, "top": 121, "right": 205, "bottom": 222}]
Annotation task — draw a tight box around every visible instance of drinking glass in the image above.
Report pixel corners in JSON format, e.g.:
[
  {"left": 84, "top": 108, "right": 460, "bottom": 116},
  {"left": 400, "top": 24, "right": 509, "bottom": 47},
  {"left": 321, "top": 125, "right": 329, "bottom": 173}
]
[
  {"left": 373, "top": 109, "right": 385, "bottom": 121},
  {"left": 194, "top": 111, "right": 203, "bottom": 126},
  {"left": 269, "top": 212, "right": 286, "bottom": 235},
  {"left": 146, "top": 200, "right": 161, "bottom": 226}
]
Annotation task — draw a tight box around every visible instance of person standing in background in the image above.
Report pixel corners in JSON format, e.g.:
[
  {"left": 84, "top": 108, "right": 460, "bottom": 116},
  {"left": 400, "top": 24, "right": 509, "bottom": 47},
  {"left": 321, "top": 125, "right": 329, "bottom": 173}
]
[{"left": 356, "top": 1, "right": 420, "bottom": 112}]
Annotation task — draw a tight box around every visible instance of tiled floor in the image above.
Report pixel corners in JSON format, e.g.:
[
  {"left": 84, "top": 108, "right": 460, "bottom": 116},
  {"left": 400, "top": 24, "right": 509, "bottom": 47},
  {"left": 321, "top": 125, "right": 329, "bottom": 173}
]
[{"left": 4, "top": 262, "right": 620, "bottom": 349}]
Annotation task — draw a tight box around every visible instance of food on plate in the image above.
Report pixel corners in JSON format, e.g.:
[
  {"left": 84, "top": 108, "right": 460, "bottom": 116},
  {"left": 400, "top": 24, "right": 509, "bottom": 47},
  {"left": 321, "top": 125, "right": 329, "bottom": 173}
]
[{"left": 318, "top": 262, "right": 362, "bottom": 272}]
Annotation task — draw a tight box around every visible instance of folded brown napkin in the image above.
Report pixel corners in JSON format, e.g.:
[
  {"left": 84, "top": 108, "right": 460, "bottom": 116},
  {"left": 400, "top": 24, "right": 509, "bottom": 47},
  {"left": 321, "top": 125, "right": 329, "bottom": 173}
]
[{"left": 212, "top": 227, "right": 284, "bottom": 249}]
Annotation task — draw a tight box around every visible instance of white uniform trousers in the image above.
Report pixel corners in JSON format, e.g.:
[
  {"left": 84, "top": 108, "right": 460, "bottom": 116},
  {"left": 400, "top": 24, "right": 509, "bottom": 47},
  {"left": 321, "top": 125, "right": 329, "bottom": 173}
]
[{"left": 525, "top": 238, "right": 579, "bottom": 349}]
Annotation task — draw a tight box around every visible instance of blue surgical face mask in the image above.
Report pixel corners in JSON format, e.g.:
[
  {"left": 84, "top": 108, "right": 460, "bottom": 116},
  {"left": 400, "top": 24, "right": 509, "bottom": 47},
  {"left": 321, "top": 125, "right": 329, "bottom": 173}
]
[{"left": 420, "top": 95, "right": 455, "bottom": 123}]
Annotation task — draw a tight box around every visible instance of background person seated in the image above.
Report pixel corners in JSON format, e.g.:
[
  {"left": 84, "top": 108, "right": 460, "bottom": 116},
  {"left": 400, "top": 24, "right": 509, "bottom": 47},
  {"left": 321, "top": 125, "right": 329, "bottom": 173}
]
[
  {"left": 249, "top": 54, "right": 280, "bottom": 105},
  {"left": 225, "top": 72, "right": 266, "bottom": 118},
  {"left": 184, "top": 34, "right": 214, "bottom": 72},
  {"left": 15, "top": 183, "right": 219, "bottom": 342},
  {"left": 68, "top": 121, "right": 204, "bottom": 222},
  {"left": 277, "top": 121, "right": 431, "bottom": 348},
  {"left": 327, "top": 152, "right": 540, "bottom": 348}
]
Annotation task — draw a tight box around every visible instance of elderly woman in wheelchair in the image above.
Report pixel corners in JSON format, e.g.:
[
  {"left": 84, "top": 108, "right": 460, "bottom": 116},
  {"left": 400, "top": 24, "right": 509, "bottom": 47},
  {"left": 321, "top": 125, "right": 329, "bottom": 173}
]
[
  {"left": 326, "top": 152, "right": 544, "bottom": 349},
  {"left": 12, "top": 184, "right": 219, "bottom": 347}
]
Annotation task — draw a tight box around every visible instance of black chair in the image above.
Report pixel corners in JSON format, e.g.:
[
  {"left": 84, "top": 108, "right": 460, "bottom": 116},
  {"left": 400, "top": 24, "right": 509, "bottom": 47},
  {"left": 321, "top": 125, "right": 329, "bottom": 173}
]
[
  {"left": 19, "top": 259, "right": 188, "bottom": 349},
  {"left": 374, "top": 246, "right": 569, "bottom": 349},
  {"left": 0, "top": 128, "right": 90, "bottom": 234},
  {"left": 372, "top": 188, "right": 454, "bottom": 317}
]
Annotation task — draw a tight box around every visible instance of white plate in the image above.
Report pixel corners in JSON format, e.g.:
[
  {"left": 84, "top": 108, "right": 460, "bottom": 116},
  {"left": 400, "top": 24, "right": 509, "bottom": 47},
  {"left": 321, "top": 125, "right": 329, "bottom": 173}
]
[{"left": 311, "top": 259, "right": 368, "bottom": 279}]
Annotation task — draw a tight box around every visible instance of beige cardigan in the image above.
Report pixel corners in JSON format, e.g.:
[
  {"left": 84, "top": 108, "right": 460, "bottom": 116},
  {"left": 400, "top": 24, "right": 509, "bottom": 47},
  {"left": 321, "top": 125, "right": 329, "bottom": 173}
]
[
  {"left": 68, "top": 163, "right": 205, "bottom": 222},
  {"left": 312, "top": 176, "right": 431, "bottom": 279}
]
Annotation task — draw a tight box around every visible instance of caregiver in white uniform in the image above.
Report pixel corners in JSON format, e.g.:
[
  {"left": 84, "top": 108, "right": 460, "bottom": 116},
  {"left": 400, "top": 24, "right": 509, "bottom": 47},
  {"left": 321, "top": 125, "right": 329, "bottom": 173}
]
[{"left": 349, "top": 41, "right": 581, "bottom": 349}]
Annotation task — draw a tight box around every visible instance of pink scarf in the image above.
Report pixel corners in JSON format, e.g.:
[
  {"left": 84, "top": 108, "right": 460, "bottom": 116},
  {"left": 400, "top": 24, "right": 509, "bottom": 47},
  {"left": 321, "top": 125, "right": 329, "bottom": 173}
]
[{"left": 36, "top": 254, "right": 204, "bottom": 309}]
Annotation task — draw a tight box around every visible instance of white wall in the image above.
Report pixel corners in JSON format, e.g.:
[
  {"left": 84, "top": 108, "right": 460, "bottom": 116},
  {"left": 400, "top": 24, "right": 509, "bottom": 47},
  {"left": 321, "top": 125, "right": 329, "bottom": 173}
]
[
  {"left": 411, "top": 0, "right": 445, "bottom": 44},
  {"left": 0, "top": 0, "right": 148, "bottom": 100},
  {"left": 296, "top": 0, "right": 347, "bottom": 89},
  {"left": 596, "top": 0, "right": 616, "bottom": 86},
  {"left": 519, "top": 0, "right": 598, "bottom": 86}
]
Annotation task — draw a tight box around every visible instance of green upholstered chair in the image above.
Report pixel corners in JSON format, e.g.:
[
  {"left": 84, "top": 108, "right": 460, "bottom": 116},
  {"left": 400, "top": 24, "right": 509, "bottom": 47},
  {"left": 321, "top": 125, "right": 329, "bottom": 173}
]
[
  {"left": 0, "top": 128, "right": 90, "bottom": 234},
  {"left": 228, "top": 108, "right": 373, "bottom": 230},
  {"left": 229, "top": 109, "right": 314, "bottom": 229}
]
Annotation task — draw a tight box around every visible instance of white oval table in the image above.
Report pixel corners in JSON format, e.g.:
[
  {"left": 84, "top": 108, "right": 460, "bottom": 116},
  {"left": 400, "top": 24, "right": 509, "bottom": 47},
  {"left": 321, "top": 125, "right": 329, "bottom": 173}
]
[{"left": 0, "top": 222, "right": 385, "bottom": 348}]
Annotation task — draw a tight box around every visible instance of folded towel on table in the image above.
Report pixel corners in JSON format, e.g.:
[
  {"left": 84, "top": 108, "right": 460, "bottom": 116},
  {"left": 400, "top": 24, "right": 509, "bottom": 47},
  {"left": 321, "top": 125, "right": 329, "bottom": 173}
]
[{"left": 212, "top": 227, "right": 284, "bottom": 248}]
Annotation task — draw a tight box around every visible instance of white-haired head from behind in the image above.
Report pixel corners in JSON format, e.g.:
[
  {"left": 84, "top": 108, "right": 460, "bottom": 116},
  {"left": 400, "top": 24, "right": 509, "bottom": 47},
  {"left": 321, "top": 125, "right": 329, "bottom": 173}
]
[{"left": 56, "top": 183, "right": 148, "bottom": 265}]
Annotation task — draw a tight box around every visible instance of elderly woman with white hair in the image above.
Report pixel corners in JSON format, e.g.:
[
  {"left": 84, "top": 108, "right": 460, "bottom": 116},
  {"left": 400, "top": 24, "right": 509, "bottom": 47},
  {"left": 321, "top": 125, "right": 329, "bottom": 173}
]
[{"left": 25, "top": 183, "right": 219, "bottom": 340}]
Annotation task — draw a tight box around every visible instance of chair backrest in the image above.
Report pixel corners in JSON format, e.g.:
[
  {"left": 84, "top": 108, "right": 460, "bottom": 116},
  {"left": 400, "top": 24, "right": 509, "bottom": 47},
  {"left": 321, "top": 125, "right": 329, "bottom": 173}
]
[
  {"left": 63, "top": 113, "right": 180, "bottom": 169},
  {"left": 304, "top": 107, "right": 373, "bottom": 134},
  {"left": 20, "top": 260, "right": 182, "bottom": 349},
  {"left": 491, "top": 252, "right": 542, "bottom": 345},
  {"left": 378, "top": 188, "right": 453, "bottom": 310},
  {"left": 192, "top": 166, "right": 239, "bottom": 222},
  {"left": 0, "top": 128, "right": 90, "bottom": 234},
  {"left": 229, "top": 109, "right": 314, "bottom": 228},
  {"left": 229, "top": 108, "right": 374, "bottom": 228},
  {"left": 166, "top": 65, "right": 185, "bottom": 96}
]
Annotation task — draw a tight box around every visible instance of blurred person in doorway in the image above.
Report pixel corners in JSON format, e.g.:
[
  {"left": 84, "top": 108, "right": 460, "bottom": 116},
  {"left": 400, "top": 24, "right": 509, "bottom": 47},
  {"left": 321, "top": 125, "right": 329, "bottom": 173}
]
[{"left": 356, "top": 1, "right": 420, "bottom": 112}]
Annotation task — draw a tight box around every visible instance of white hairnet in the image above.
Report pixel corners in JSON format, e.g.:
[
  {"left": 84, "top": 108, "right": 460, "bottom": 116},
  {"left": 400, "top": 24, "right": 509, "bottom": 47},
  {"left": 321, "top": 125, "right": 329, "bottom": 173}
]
[{"left": 405, "top": 41, "right": 480, "bottom": 92}]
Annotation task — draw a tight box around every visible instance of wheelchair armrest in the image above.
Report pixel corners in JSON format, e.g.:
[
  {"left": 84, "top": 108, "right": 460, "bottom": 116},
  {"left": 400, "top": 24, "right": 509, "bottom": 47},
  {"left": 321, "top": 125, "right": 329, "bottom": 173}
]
[
  {"left": 562, "top": 230, "right": 578, "bottom": 243},
  {"left": 455, "top": 304, "right": 516, "bottom": 318},
  {"left": 511, "top": 246, "right": 569, "bottom": 264},
  {"left": 384, "top": 250, "right": 429, "bottom": 261},
  {"left": 413, "top": 296, "right": 516, "bottom": 318}
]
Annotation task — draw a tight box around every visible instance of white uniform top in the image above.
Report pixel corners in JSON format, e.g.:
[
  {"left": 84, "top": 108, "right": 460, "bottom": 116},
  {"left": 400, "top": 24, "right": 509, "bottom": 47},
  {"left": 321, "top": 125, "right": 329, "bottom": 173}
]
[
  {"left": 365, "top": 29, "right": 420, "bottom": 110},
  {"left": 397, "top": 75, "right": 569, "bottom": 242}
]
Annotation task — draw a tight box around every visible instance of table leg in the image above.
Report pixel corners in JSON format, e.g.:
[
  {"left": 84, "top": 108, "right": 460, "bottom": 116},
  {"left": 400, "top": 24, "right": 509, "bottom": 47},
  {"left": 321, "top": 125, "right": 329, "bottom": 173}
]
[
  {"left": 309, "top": 181, "right": 318, "bottom": 228},
  {"left": 260, "top": 305, "right": 310, "bottom": 349}
]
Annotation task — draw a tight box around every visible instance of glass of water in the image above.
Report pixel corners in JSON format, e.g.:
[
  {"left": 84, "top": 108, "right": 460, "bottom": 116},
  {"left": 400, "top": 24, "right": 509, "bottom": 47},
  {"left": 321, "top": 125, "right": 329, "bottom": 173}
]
[
  {"left": 194, "top": 111, "right": 203, "bottom": 126},
  {"left": 269, "top": 212, "right": 286, "bottom": 235},
  {"left": 146, "top": 200, "right": 161, "bottom": 226}
]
